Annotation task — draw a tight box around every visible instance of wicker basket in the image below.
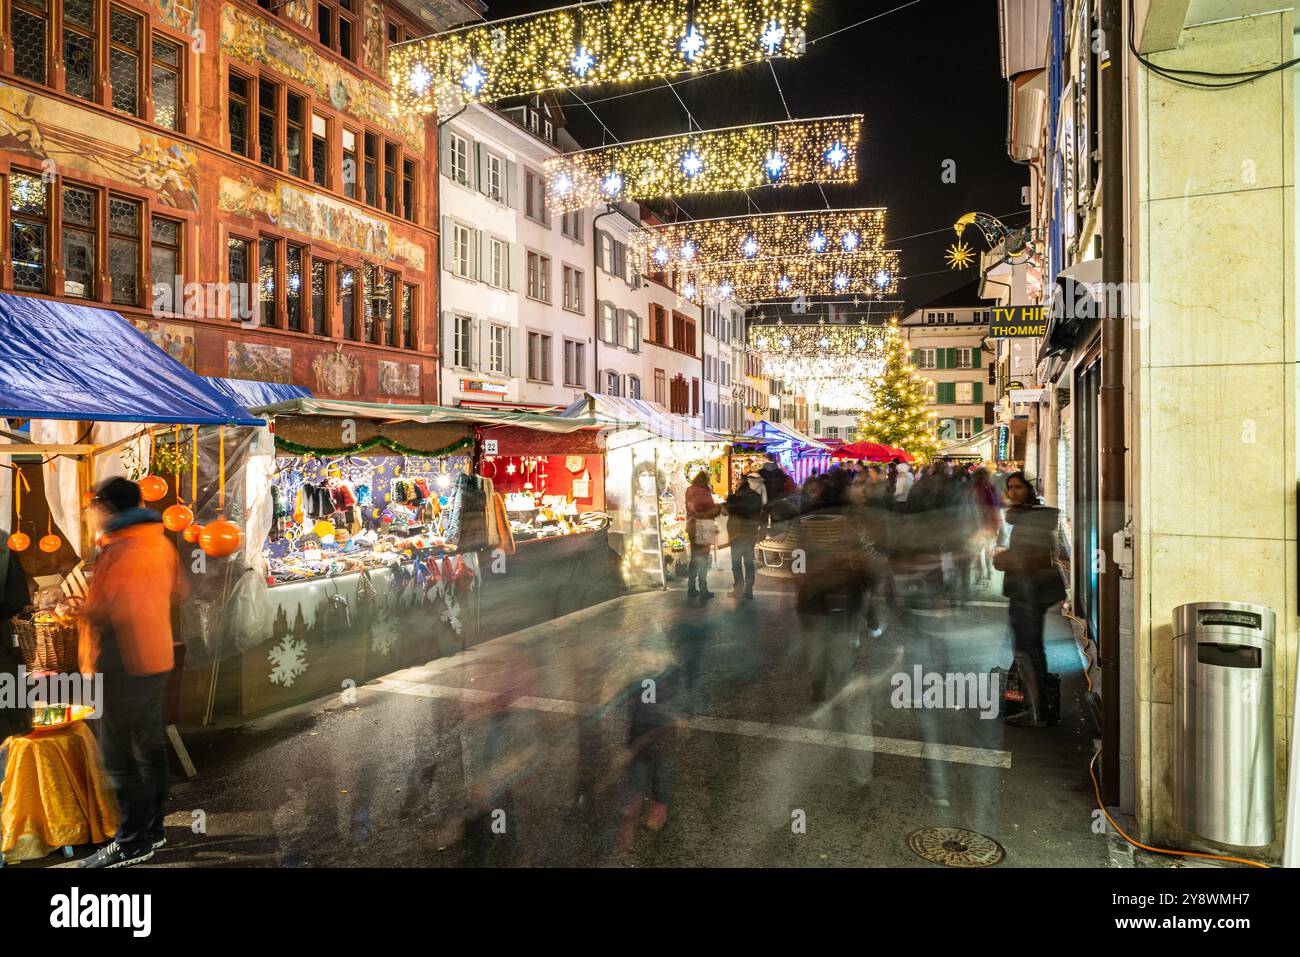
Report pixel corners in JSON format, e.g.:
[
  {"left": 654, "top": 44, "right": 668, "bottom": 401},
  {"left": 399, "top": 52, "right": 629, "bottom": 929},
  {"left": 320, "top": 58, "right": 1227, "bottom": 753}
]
[{"left": 12, "top": 614, "right": 79, "bottom": 672}]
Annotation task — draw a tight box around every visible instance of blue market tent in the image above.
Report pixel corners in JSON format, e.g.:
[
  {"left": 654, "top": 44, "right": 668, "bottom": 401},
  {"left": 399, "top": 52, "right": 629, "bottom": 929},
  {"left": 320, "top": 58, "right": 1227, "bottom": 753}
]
[
  {"left": 742, "top": 420, "right": 832, "bottom": 484},
  {"left": 204, "top": 377, "right": 311, "bottom": 412},
  {"left": 0, "top": 294, "right": 263, "bottom": 425}
]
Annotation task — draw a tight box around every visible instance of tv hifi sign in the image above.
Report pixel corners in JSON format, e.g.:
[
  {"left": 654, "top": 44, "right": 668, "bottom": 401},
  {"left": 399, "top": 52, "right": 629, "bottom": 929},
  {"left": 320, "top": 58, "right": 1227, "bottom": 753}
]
[{"left": 988, "top": 306, "right": 1048, "bottom": 339}]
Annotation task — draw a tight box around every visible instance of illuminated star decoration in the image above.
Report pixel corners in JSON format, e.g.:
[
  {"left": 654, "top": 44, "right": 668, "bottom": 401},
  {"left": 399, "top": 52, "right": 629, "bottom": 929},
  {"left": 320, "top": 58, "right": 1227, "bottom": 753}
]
[
  {"left": 409, "top": 63, "right": 432, "bottom": 93},
  {"left": 833, "top": 273, "right": 850, "bottom": 291},
  {"left": 681, "top": 25, "right": 705, "bottom": 62},
  {"left": 764, "top": 150, "right": 787, "bottom": 182},
  {"left": 681, "top": 240, "right": 697, "bottom": 261},
  {"left": 841, "top": 230, "right": 859, "bottom": 252},
  {"left": 505, "top": 461, "right": 517, "bottom": 475},
  {"left": 945, "top": 240, "right": 975, "bottom": 269},
  {"left": 875, "top": 269, "right": 892, "bottom": 289},
  {"left": 825, "top": 141, "right": 849, "bottom": 169},
  {"left": 761, "top": 20, "right": 786, "bottom": 54},
  {"left": 683, "top": 281, "right": 697, "bottom": 299},
  {"left": 809, "top": 229, "right": 828, "bottom": 252},
  {"left": 654, "top": 245, "right": 671, "bottom": 266},
  {"left": 719, "top": 281, "right": 734, "bottom": 299},
  {"left": 777, "top": 275, "right": 792, "bottom": 293},
  {"left": 742, "top": 235, "right": 760, "bottom": 258},
  {"left": 602, "top": 171, "right": 623, "bottom": 196},
  {"left": 571, "top": 47, "right": 596, "bottom": 77},
  {"left": 553, "top": 173, "right": 573, "bottom": 195},
  {"left": 680, "top": 151, "right": 704, "bottom": 177},
  {"left": 461, "top": 62, "right": 487, "bottom": 95}
]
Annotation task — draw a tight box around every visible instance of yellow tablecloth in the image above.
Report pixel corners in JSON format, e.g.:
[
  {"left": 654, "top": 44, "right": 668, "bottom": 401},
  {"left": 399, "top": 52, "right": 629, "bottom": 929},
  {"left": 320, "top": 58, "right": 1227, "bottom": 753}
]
[{"left": 1, "top": 720, "right": 120, "bottom": 863}]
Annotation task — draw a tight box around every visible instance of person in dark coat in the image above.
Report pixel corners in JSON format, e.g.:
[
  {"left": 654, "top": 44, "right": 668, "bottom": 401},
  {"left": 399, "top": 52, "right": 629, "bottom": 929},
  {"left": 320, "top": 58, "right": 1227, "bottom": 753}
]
[
  {"left": 725, "top": 476, "right": 764, "bottom": 599},
  {"left": 993, "top": 472, "right": 1067, "bottom": 727}
]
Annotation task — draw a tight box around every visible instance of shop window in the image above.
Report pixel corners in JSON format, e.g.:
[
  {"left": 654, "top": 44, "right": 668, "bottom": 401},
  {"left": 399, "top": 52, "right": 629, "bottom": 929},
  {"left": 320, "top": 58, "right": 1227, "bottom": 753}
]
[
  {"left": 311, "top": 260, "right": 330, "bottom": 335},
  {"left": 285, "top": 245, "right": 304, "bottom": 331},
  {"left": 339, "top": 266, "right": 357, "bottom": 339},
  {"left": 311, "top": 114, "right": 330, "bottom": 187},
  {"left": 108, "top": 7, "right": 142, "bottom": 117},
  {"left": 258, "top": 77, "right": 280, "bottom": 167},
  {"left": 402, "top": 283, "right": 416, "bottom": 348},
  {"left": 60, "top": 183, "right": 96, "bottom": 299},
  {"left": 286, "top": 91, "right": 306, "bottom": 178},
  {"left": 10, "top": 1, "right": 49, "bottom": 86},
  {"left": 341, "top": 129, "right": 358, "bottom": 199},
  {"left": 149, "top": 215, "right": 182, "bottom": 312},
  {"left": 258, "top": 237, "right": 278, "bottom": 326},
  {"left": 62, "top": 0, "right": 96, "bottom": 101},
  {"left": 229, "top": 73, "right": 252, "bottom": 157},
  {"left": 152, "top": 38, "right": 181, "bottom": 131},
  {"left": 226, "top": 237, "right": 250, "bottom": 321}
]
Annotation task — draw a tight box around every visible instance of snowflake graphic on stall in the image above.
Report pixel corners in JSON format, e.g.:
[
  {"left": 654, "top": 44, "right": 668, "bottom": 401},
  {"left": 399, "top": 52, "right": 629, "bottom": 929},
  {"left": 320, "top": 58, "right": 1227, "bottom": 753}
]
[
  {"left": 370, "top": 614, "right": 400, "bottom": 656},
  {"left": 440, "top": 596, "right": 464, "bottom": 637},
  {"left": 268, "top": 635, "right": 309, "bottom": 687}
]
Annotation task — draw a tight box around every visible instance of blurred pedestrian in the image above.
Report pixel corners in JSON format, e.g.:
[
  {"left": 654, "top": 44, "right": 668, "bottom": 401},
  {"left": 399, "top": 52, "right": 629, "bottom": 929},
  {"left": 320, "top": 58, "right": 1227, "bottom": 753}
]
[
  {"left": 993, "top": 472, "right": 1066, "bottom": 728},
  {"left": 685, "top": 471, "right": 720, "bottom": 601},
  {"left": 725, "top": 474, "right": 764, "bottom": 599},
  {"left": 78, "top": 477, "right": 185, "bottom": 869}
]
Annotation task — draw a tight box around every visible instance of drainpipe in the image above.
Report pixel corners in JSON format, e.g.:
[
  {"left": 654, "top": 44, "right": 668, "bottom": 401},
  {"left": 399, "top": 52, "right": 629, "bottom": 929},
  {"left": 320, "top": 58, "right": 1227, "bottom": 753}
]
[{"left": 1098, "top": 0, "right": 1126, "bottom": 808}]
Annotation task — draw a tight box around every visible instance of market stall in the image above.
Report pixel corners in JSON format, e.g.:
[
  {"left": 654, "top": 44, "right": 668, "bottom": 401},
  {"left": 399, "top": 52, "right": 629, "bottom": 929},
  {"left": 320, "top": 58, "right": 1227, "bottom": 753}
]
[
  {"left": 742, "top": 420, "right": 833, "bottom": 484},
  {"left": 474, "top": 423, "right": 622, "bottom": 639},
  {"left": 197, "top": 398, "right": 607, "bottom": 716},
  {"left": 0, "top": 293, "right": 263, "bottom": 862},
  {"left": 561, "top": 394, "right": 729, "bottom": 588}
]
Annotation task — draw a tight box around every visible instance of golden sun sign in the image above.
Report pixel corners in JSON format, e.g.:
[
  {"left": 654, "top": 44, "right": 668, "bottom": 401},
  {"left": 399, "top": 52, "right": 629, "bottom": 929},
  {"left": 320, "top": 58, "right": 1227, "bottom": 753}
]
[{"left": 945, "top": 240, "right": 975, "bottom": 270}]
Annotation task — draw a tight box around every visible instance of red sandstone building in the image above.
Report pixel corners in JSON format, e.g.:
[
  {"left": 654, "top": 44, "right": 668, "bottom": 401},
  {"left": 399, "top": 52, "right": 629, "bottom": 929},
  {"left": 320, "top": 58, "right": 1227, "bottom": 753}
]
[{"left": 1, "top": 0, "right": 482, "bottom": 402}]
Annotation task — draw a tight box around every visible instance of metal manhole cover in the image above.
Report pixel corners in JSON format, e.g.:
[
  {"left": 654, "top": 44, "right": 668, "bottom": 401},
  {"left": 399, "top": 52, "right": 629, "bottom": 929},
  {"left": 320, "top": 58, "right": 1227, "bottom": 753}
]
[{"left": 906, "top": 826, "right": 1005, "bottom": 867}]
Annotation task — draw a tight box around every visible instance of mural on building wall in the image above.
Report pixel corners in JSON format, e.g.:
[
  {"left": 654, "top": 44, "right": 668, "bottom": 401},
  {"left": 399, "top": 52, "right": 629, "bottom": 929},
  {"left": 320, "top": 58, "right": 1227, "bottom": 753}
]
[
  {"left": 313, "top": 348, "right": 363, "bottom": 396},
  {"left": 379, "top": 360, "right": 421, "bottom": 397},
  {"left": 221, "top": 4, "right": 422, "bottom": 152},
  {"left": 157, "top": 0, "right": 200, "bottom": 36},
  {"left": 364, "top": 2, "right": 387, "bottom": 75},
  {"left": 228, "top": 340, "right": 293, "bottom": 383},
  {"left": 133, "top": 319, "right": 197, "bottom": 369},
  {"left": 218, "top": 176, "right": 427, "bottom": 271},
  {"left": 0, "top": 83, "right": 199, "bottom": 210}
]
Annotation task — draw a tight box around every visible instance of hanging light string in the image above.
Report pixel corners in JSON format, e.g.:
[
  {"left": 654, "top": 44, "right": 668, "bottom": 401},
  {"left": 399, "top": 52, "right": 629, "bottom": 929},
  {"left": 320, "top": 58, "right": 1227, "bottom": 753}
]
[
  {"left": 218, "top": 426, "right": 226, "bottom": 513},
  {"left": 191, "top": 428, "right": 198, "bottom": 505},
  {"left": 172, "top": 425, "right": 181, "bottom": 501},
  {"left": 14, "top": 467, "right": 28, "bottom": 529}
]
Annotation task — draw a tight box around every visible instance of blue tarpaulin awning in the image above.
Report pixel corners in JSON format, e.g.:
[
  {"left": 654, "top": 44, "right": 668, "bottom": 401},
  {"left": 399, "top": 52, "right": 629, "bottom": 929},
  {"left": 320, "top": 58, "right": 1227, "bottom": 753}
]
[
  {"left": 0, "top": 295, "right": 263, "bottom": 426},
  {"left": 204, "top": 377, "right": 311, "bottom": 412}
]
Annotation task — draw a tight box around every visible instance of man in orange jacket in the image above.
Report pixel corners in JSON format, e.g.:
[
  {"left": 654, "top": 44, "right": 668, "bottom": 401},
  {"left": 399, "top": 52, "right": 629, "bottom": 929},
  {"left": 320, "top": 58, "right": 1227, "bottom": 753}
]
[{"left": 78, "top": 477, "right": 185, "bottom": 869}]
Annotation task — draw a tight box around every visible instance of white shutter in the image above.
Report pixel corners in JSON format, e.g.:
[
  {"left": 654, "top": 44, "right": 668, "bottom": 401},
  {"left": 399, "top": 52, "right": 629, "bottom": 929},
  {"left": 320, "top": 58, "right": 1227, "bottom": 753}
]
[
  {"left": 438, "top": 128, "right": 453, "bottom": 180},
  {"left": 441, "top": 215, "right": 454, "bottom": 271},
  {"left": 472, "top": 317, "right": 484, "bottom": 371},
  {"left": 505, "top": 326, "right": 514, "bottom": 377},
  {"left": 475, "top": 141, "right": 488, "bottom": 194},
  {"left": 508, "top": 244, "right": 520, "bottom": 292},
  {"left": 505, "top": 160, "right": 518, "bottom": 208},
  {"left": 442, "top": 310, "right": 455, "bottom": 368},
  {"left": 476, "top": 230, "right": 487, "bottom": 282}
]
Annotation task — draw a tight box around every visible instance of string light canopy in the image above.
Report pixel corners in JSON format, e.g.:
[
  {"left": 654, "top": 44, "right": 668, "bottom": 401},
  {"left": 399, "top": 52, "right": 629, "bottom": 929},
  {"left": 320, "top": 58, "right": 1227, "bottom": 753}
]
[
  {"left": 631, "top": 208, "right": 888, "bottom": 271},
  {"left": 747, "top": 319, "right": 889, "bottom": 410},
  {"left": 679, "top": 249, "right": 902, "bottom": 302},
  {"left": 544, "top": 115, "right": 862, "bottom": 214},
  {"left": 389, "top": 0, "right": 813, "bottom": 116}
]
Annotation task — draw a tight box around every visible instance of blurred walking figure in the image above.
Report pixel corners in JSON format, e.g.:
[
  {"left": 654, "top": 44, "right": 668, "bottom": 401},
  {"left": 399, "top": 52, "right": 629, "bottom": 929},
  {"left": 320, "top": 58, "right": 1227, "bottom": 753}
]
[
  {"left": 725, "top": 474, "right": 764, "bottom": 599},
  {"left": 993, "top": 472, "right": 1066, "bottom": 728},
  {"left": 893, "top": 460, "right": 915, "bottom": 505},
  {"left": 758, "top": 454, "right": 795, "bottom": 531},
  {"left": 78, "top": 477, "right": 184, "bottom": 869},
  {"left": 685, "top": 471, "right": 721, "bottom": 601},
  {"left": 969, "top": 467, "right": 1003, "bottom": 583}
]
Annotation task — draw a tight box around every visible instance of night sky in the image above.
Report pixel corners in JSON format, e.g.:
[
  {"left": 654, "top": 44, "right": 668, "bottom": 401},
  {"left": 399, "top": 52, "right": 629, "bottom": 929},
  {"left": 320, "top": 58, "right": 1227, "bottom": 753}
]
[{"left": 474, "top": 0, "right": 1027, "bottom": 311}]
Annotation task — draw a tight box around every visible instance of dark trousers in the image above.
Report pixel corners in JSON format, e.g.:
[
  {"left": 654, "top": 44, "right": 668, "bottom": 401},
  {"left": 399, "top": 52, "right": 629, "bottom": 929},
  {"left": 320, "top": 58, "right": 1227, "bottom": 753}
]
[
  {"left": 730, "top": 536, "right": 756, "bottom": 593},
  {"left": 95, "top": 672, "right": 169, "bottom": 851},
  {"left": 1008, "top": 598, "right": 1051, "bottom": 719},
  {"left": 686, "top": 543, "right": 711, "bottom": 593}
]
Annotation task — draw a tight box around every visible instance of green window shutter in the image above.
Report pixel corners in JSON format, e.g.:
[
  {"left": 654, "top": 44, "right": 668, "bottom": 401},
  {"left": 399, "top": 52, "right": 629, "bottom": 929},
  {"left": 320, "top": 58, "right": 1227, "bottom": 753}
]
[
  {"left": 937, "top": 382, "right": 955, "bottom": 404},
  {"left": 973, "top": 382, "right": 982, "bottom": 404},
  {"left": 947, "top": 348, "right": 958, "bottom": 368},
  {"left": 911, "top": 349, "right": 920, "bottom": 366},
  {"left": 936, "top": 349, "right": 946, "bottom": 369},
  {"left": 974, "top": 417, "right": 983, "bottom": 434}
]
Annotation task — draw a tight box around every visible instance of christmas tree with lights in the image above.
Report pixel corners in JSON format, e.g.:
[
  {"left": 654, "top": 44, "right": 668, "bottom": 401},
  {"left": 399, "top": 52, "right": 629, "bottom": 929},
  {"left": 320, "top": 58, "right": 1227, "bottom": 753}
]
[{"left": 856, "top": 319, "right": 942, "bottom": 461}]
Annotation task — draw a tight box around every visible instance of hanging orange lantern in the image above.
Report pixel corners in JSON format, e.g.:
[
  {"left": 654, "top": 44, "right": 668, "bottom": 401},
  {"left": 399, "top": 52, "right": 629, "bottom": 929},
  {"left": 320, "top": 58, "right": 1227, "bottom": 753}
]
[
  {"left": 8, "top": 531, "right": 30, "bottom": 552},
  {"left": 139, "top": 474, "right": 168, "bottom": 502},
  {"left": 10, "top": 471, "right": 31, "bottom": 552},
  {"left": 163, "top": 503, "right": 193, "bottom": 532},
  {"left": 183, "top": 523, "right": 204, "bottom": 544},
  {"left": 199, "top": 518, "right": 242, "bottom": 557},
  {"left": 39, "top": 534, "right": 61, "bottom": 553}
]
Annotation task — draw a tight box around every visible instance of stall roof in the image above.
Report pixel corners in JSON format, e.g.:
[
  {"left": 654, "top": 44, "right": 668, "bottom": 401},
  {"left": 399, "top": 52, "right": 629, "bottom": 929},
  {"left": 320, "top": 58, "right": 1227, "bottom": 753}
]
[
  {"left": 743, "top": 419, "right": 832, "bottom": 451},
  {"left": 559, "top": 394, "right": 725, "bottom": 443},
  {"left": 0, "top": 294, "right": 263, "bottom": 425},
  {"left": 205, "top": 377, "right": 312, "bottom": 411},
  {"left": 251, "top": 397, "right": 602, "bottom": 432}
]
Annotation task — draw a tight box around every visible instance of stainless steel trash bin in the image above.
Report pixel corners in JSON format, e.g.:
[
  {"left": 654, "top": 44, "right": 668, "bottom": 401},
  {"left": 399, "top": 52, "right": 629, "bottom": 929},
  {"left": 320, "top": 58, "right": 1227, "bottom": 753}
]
[{"left": 1173, "top": 601, "right": 1275, "bottom": 847}]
